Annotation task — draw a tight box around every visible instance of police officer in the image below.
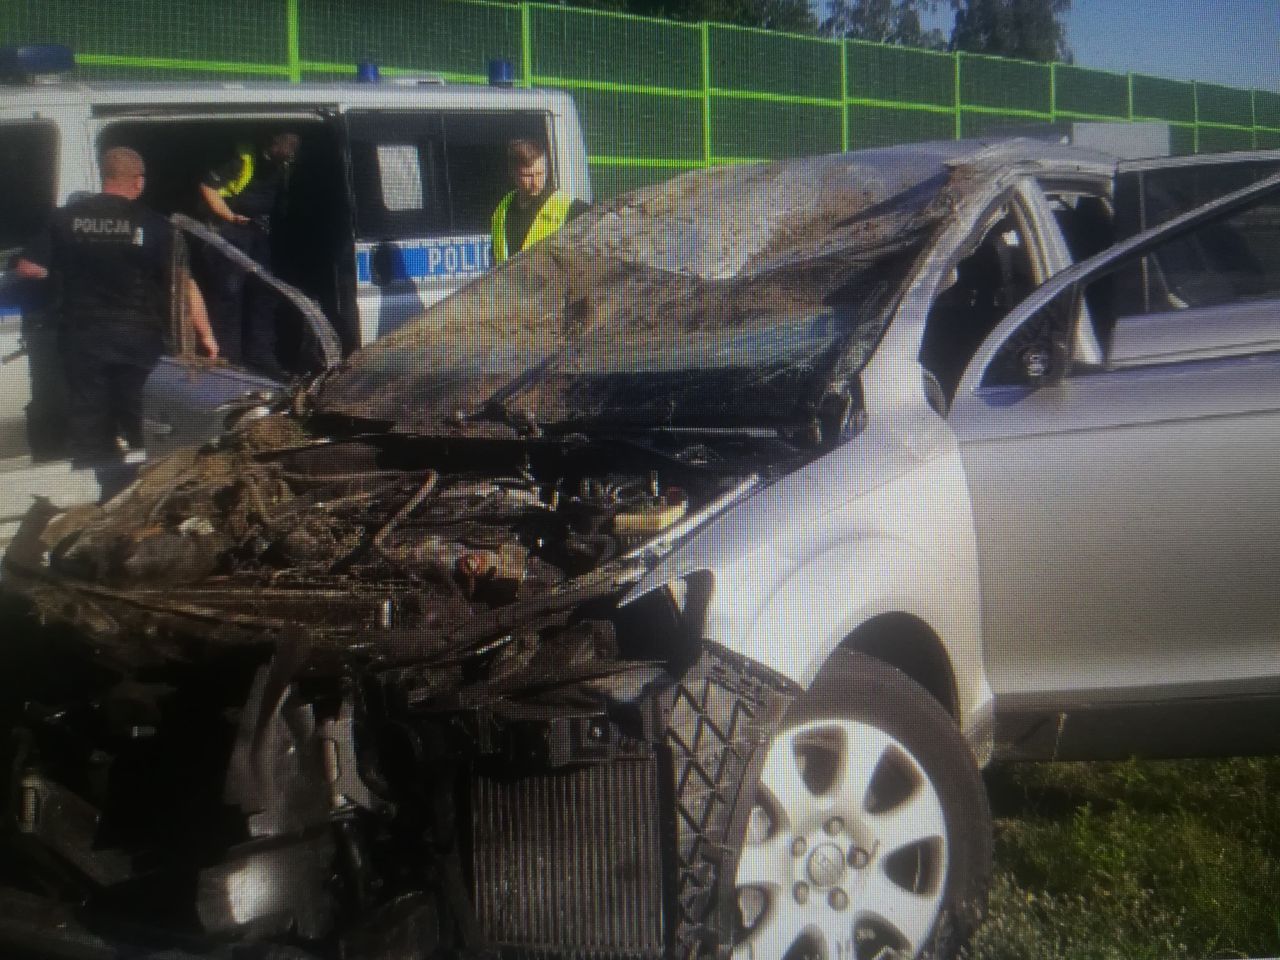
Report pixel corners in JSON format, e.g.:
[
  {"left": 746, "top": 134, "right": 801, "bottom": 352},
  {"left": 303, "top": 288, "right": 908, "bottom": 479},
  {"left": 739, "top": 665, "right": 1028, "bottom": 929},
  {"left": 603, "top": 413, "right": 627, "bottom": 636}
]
[
  {"left": 199, "top": 131, "right": 299, "bottom": 375},
  {"left": 491, "top": 139, "right": 588, "bottom": 264},
  {"left": 16, "top": 146, "right": 217, "bottom": 466}
]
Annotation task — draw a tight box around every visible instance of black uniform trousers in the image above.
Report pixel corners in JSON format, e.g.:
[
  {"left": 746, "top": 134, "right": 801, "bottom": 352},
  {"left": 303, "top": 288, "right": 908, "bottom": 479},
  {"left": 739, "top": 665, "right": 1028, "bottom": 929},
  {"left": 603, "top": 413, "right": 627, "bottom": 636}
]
[
  {"left": 60, "top": 320, "right": 163, "bottom": 466},
  {"left": 203, "top": 221, "right": 277, "bottom": 372}
]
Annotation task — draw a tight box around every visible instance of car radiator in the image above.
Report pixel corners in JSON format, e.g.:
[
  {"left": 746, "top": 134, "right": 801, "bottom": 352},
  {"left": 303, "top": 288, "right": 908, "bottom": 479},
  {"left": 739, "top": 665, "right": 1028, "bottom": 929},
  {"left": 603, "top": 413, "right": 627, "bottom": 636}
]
[{"left": 470, "top": 756, "right": 666, "bottom": 960}]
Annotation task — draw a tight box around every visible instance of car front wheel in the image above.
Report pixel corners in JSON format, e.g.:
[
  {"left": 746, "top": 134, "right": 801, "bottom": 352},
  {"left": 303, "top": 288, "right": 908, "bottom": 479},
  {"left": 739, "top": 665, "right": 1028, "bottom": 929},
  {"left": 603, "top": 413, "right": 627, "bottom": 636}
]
[{"left": 731, "top": 651, "right": 992, "bottom": 960}]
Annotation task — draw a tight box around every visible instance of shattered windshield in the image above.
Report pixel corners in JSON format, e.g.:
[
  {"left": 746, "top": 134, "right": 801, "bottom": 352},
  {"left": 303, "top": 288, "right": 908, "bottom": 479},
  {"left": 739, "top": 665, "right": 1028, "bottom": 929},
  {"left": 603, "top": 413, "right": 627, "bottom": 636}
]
[{"left": 318, "top": 151, "right": 957, "bottom": 435}]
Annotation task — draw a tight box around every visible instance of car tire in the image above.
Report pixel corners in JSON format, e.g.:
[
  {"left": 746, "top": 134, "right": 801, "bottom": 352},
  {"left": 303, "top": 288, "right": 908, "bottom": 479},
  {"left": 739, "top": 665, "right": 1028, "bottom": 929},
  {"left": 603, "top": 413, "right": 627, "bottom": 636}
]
[
  {"left": 667, "top": 647, "right": 991, "bottom": 960},
  {"left": 733, "top": 650, "right": 992, "bottom": 960}
]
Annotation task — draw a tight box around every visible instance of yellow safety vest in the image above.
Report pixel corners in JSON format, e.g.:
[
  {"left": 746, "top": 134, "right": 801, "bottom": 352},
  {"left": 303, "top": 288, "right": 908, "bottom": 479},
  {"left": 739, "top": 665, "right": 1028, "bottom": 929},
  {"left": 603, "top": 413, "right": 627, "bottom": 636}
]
[
  {"left": 491, "top": 189, "right": 572, "bottom": 263},
  {"left": 217, "top": 146, "right": 255, "bottom": 198}
]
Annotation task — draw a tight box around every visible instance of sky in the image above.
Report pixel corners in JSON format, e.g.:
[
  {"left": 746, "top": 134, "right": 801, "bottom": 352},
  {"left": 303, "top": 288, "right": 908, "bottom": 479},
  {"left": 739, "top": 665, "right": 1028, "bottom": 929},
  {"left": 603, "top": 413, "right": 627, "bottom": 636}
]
[
  {"left": 918, "top": 0, "right": 1278, "bottom": 91},
  {"left": 1067, "top": 0, "right": 1277, "bottom": 91}
]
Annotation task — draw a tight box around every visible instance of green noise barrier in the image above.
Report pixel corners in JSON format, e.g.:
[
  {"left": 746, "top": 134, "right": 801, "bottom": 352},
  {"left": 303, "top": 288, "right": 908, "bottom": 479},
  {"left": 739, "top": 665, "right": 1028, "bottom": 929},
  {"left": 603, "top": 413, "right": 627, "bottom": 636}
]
[{"left": 3, "top": 0, "right": 1277, "bottom": 196}]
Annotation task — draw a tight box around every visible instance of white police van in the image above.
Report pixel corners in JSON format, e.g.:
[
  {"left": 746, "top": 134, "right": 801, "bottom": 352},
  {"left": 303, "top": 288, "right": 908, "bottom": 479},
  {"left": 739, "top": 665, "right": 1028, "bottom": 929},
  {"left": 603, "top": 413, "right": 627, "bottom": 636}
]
[{"left": 0, "top": 44, "right": 590, "bottom": 549}]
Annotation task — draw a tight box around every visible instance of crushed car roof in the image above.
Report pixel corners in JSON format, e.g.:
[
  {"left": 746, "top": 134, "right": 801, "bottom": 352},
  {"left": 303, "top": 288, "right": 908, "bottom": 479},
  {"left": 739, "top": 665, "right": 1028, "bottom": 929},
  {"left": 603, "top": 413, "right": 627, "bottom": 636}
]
[{"left": 315, "top": 138, "right": 1117, "bottom": 437}]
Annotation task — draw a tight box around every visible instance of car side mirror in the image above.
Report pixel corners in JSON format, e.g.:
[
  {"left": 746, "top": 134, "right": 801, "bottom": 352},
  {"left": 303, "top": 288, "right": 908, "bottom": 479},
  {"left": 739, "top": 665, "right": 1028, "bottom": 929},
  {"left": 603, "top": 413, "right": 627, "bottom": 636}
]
[
  {"left": 1018, "top": 342, "right": 1055, "bottom": 382},
  {"left": 1037, "top": 286, "right": 1082, "bottom": 385},
  {"left": 1001, "top": 286, "right": 1077, "bottom": 388}
]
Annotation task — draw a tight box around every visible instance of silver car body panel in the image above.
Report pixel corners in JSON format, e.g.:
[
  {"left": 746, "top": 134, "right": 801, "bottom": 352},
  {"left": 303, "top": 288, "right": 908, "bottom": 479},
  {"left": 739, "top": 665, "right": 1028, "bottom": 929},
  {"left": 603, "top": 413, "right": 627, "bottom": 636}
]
[
  {"left": 951, "top": 169, "right": 1280, "bottom": 706},
  {"left": 1108, "top": 300, "right": 1280, "bottom": 366},
  {"left": 631, "top": 148, "right": 1121, "bottom": 758}
]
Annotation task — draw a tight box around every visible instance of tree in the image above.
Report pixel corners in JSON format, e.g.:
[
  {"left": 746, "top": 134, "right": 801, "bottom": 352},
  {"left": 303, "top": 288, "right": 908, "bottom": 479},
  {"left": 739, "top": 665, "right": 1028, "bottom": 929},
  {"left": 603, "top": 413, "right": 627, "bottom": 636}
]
[
  {"left": 523, "top": 0, "right": 816, "bottom": 32},
  {"left": 950, "top": 0, "right": 1071, "bottom": 62},
  {"left": 820, "top": 0, "right": 947, "bottom": 50},
  {"left": 820, "top": 0, "right": 1069, "bottom": 60}
]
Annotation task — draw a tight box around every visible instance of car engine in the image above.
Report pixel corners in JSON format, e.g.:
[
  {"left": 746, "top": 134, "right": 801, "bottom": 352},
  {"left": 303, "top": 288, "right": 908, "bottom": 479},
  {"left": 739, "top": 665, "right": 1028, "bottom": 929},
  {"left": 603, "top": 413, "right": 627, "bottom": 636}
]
[{"left": 0, "top": 411, "right": 804, "bottom": 960}]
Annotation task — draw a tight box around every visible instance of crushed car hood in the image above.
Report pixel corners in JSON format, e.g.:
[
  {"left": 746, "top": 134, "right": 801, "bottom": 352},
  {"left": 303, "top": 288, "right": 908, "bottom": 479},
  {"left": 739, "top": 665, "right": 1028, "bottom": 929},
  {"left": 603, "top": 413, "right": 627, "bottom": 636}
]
[{"left": 316, "top": 148, "right": 972, "bottom": 436}]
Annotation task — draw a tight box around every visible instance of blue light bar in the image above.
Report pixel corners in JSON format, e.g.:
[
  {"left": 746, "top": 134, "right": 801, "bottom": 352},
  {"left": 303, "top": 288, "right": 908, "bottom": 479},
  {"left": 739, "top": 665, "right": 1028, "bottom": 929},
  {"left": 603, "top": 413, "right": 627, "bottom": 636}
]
[
  {"left": 488, "top": 58, "right": 516, "bottom": 88},
  {"left": 0, "top": 43, "right": 75, "bottom": 82},
  {"left": 355, "top": 59, "right": 380, "bottom": 83}
]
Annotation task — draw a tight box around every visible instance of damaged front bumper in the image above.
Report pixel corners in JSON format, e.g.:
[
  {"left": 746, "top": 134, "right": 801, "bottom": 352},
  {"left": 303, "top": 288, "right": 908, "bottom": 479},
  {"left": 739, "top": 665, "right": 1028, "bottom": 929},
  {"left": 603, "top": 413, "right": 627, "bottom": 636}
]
[{"left": 0, "top": 413, "right": 791, "bottom": 960}]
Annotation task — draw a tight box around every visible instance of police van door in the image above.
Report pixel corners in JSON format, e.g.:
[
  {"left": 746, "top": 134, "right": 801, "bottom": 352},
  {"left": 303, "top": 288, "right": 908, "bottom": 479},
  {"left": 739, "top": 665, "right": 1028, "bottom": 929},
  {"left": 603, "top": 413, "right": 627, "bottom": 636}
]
[
  {"left": 0, "top": 119, "right": 61, "bottom": 461},
  {"left": 344, "top": 109, "right": 553, "bottom": 343}
]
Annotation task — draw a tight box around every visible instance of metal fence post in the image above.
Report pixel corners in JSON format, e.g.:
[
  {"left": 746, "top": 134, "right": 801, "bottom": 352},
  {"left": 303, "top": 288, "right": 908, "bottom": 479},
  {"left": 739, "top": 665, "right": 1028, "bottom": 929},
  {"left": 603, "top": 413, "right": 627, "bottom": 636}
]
[
  {"left": 701, "top": 22, "right": 712, "bottom": 168},
  {"left": 840, "top": 40, "right": 850, "bottom": 152},
  {"left": 286, "top": 0, "right": 301, "bottom": 82},
  {"left": 521, "top": 2, "right": 533, "bottom": 87}
]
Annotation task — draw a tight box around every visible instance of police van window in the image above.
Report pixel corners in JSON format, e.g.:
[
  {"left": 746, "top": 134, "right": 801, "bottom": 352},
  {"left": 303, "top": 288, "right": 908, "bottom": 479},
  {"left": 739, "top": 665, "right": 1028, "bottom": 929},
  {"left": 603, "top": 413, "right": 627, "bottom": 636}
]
[
  {"left": 375, "top": 145, "right": 425, "bottom": 212},
  {"left": 441, "top": 112, "right": 551, "bottom": 233},
  {"left": 348, "top": 113, "right": 448, "bottom": 240},
  {"left": 348, "top": 110, "right": 552, "bottom": 239},
  {"left": 0, "top": 122, "right": 58, "bottom": 259}
]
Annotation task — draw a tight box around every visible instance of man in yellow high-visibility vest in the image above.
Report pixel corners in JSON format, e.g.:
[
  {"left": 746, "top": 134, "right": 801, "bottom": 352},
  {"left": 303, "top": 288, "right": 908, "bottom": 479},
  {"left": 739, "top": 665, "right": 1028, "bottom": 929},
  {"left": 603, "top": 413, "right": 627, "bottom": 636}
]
[
  {"left": 491, "top": 139, "right": 587, "bottom": 265},
  {"left": 198, "top": 131, "right": 299, "bottom": 375}
]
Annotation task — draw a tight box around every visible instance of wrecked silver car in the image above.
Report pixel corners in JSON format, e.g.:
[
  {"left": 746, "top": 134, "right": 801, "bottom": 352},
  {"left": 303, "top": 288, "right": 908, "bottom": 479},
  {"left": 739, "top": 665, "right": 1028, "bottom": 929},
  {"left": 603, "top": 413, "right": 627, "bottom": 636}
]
[{"left": 5, "top": 139, "right": 1280, "bottom": 960}]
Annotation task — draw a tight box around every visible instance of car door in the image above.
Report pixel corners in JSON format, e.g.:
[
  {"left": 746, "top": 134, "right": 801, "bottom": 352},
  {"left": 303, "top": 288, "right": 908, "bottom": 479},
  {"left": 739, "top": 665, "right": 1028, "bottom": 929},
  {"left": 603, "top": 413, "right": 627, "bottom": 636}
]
[
  {"left": 949, "top": 169, "right": 1280, "bottom": 759},
  {"left": 143, "top": 216, "right": 343, "bottom": 456}
]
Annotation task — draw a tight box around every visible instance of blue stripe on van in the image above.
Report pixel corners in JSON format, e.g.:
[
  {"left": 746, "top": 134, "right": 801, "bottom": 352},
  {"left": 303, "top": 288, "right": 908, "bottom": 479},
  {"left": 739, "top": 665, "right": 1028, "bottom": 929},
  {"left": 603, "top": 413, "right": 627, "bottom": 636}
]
[{"left": 356, "top": 237, "right": 493, "bottom": 285}]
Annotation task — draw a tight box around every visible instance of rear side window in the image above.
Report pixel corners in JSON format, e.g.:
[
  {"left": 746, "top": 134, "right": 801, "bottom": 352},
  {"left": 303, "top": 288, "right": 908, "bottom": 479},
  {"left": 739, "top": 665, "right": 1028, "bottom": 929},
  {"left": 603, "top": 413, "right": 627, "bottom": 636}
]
[
  {"left": 348, "top": 113, "right": 448, "bottom": 240},
  {"left": 1132, "top": 161, "right": 1280, "bottom": 230},
  {"left": 347, "top": 110, "right": 551, "bottom": 241},
  {"left": 1133, "top": 191, "right": 1280, "bottom": 312},
  {"left": 0, "top": 122, "right": 58, "bottom": 258},
  {"left": 1112, "top": 167, "right": 1280, "bottom": 315}
]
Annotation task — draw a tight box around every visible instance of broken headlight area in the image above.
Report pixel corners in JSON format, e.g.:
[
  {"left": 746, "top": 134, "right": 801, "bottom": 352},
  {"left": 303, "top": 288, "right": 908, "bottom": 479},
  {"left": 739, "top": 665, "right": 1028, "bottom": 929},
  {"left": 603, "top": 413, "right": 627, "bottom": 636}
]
[{"left": 0, "top": 413, "right": 799, "bottom": 960}]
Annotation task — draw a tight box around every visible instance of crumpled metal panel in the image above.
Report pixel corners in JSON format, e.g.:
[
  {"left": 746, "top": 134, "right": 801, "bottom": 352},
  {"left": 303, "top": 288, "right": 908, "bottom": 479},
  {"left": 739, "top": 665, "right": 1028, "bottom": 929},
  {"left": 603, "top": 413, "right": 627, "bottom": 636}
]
[
  {"left": 315, "top": 140, "right": 1116, "bottom": 438},
  {"left": 314, "top": 149, "right": 972, "bottom": 437}
]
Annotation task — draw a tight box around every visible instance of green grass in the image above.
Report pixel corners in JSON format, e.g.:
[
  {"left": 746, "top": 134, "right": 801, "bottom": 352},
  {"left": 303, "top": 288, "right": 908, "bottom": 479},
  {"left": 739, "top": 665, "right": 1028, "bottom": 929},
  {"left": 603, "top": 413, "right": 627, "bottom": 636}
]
[{"left": 966, "top": 758, "right": 1280, "bottom": 960}]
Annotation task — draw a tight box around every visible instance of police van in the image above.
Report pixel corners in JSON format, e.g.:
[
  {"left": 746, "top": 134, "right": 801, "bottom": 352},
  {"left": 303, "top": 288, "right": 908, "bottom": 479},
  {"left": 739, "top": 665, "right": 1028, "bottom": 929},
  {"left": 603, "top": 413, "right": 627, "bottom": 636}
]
[{"left": 0, "top": 43, "right": 591, "bottom": 493}]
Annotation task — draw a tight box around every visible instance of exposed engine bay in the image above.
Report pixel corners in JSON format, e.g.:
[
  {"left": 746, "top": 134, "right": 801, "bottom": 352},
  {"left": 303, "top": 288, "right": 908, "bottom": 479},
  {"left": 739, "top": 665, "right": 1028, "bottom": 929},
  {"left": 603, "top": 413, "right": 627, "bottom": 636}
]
[{"left": 0, "top": 411, "right": 802, "bottom": 960}]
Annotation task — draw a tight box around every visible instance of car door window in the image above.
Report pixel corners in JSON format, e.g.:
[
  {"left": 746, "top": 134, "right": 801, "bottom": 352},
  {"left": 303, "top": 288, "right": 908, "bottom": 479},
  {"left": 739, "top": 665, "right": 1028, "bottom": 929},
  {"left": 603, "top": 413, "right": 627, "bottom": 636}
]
[
  {"left": 442, "top": 111, "right": 552, "bottom": 234},
  {"left": 1130, "top": 190, "right": 1280, "bottom": 314},
  {"left": 980, "top": 175, "right": 1280, "bottom": 387},
  {"left": 920, "top": 205, "right": 1039, "bottom": 403},
  {"left": 1119, "top": 159, "right": 1280, "bottom": 234},
  {"left": 1113, "top": 159, "right": 1280, "bottom": 317}
]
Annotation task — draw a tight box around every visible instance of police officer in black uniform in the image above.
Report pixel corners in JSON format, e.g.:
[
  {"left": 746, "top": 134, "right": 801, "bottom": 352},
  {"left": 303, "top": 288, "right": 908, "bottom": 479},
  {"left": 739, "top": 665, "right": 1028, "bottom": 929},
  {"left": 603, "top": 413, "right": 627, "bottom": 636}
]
[
  {"left": 198, "top": 132, "right": 298, "bottom": 376},
  {"left": 16, "top": 146, "right": 218, "bottom": 466}
]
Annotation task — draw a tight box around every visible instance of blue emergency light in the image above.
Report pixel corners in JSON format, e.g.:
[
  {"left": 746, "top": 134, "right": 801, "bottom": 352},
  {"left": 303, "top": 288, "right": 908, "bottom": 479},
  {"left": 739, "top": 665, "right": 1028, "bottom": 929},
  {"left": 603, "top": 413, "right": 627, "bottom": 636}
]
[
  {"left": 356, "top": 59, "right": 380, "bottom": 83},
  {"left": 0, "top": 43, "right": 75, "bottom": 83},
  {"left": 488, "top": 58, "right": 516, "bottom": 87}
]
